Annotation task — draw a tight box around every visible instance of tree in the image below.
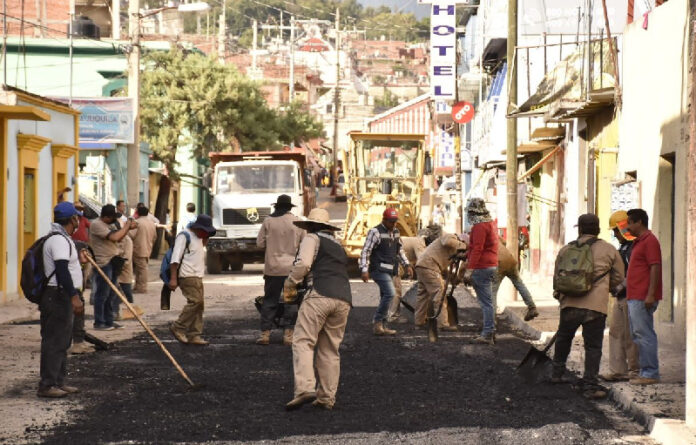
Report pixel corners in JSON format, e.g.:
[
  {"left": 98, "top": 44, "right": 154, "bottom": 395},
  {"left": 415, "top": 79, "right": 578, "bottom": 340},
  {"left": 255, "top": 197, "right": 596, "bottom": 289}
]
[{"left": 276, "top": 101, "right": 324, "bottom": 147}]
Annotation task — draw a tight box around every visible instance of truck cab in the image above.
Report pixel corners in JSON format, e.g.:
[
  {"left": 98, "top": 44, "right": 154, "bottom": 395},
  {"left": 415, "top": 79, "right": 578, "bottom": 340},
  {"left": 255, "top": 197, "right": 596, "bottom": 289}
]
[{"left": 207, "top": 151, "right": 315, "bottom": 273}]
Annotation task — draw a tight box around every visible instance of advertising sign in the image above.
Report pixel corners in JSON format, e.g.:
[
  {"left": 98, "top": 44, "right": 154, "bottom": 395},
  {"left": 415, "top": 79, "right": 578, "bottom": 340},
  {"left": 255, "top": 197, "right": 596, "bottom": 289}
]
[
  {"left": 430, "top": 3, "right": 457, "bottom": 101},
  {"left": 52, "top": 97, "right": 135, "bottom": 144},
  {"left": 451, "top": 101, "right": 475, "bottom": 123}
]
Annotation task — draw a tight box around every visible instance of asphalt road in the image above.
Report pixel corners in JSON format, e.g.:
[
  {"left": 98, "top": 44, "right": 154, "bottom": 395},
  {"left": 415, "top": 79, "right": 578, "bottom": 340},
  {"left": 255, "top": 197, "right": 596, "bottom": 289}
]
[{"left": 29, "top": 271, "right": 654, "bottom": 445}]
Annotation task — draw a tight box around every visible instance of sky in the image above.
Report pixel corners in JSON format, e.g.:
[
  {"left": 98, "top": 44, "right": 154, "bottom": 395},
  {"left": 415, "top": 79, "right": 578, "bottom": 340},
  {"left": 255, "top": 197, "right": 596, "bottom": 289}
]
[{"left": 357, "top": 0, "right": 430, "bottom": 19}]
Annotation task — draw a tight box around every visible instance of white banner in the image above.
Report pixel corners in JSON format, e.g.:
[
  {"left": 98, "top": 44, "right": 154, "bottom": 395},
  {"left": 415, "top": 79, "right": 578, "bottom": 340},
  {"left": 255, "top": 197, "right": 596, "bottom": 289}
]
[{"left": 430, "top": 3, "right": 457, "bottom": 101}]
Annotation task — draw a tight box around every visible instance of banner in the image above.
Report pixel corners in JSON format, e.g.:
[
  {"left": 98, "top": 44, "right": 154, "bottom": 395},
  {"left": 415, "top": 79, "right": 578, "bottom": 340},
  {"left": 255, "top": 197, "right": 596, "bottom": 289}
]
[{"left": 52, "top": 97, "right": 135, "bottom": 144}]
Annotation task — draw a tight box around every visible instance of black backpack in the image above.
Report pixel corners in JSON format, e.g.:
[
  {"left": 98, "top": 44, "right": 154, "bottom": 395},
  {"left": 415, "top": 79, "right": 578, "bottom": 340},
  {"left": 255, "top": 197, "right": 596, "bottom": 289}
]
[{"left": 20, "top": 232, "right": 71, "bottom": 304}]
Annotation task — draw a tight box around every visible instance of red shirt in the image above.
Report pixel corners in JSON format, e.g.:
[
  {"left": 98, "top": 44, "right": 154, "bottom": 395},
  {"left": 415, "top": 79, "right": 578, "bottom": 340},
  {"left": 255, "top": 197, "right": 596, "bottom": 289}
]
[
  {"left": 71, "top": 216, "right": 91, "bottom": 243},
  {"left": 467, "top": 221, "right": 498, "bottom": 269},
  {"left": 626, "top": 230, "right": 662, "bottom": 301}
]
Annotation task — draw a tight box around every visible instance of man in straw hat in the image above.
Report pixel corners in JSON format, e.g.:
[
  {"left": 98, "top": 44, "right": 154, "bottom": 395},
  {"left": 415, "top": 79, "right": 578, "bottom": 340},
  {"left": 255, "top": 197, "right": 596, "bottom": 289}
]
[
  {"left": 168, "top": 214, "right": 216, "bottom": 346},
  {"left": 255, "top": 194, "right": 305, "bottom": 346},
  {"left": 284, "top": 208, "right": 352, "bottom": 411}
]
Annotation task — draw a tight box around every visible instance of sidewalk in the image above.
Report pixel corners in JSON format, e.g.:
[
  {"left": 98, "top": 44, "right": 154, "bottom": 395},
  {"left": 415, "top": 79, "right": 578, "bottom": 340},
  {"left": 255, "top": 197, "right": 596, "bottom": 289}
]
[{"left": 498, "top": 277, "right": 696, "bottom": 445}]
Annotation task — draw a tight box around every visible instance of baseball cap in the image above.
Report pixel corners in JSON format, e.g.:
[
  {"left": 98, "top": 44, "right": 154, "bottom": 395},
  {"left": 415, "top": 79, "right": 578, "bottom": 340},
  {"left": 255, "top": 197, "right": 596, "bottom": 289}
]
[
  {"left": 383, "top": 208, "right": 398, "bottom": 221},
  {"left": 576, "top": 213, "right": 600, "bottom": 232},
  {"left": 100, "top": 204, "right": 122, "bottom": 219},
  {"left": 54, "top": 201, "right": 82, "bottom": 219}
]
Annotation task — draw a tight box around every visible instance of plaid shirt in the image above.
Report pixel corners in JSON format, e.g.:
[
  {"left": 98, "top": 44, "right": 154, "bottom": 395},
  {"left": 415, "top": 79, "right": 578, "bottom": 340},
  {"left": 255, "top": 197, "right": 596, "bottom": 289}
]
[{"left": 359, "top": 225, "right": 409, "bottom": 273}]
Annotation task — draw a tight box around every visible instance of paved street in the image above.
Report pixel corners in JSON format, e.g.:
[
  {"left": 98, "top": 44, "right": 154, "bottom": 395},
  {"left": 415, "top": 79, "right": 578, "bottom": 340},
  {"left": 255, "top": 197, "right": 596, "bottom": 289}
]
[{"left": 16, "top": 275, "right": 653, "bottom": 445}]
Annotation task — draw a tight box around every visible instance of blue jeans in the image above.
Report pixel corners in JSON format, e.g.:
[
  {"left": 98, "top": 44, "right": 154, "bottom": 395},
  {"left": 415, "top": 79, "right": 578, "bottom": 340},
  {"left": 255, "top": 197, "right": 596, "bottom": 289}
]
[
  {"left": 93, "top": 263, "right": 117, "bottom": 327},
  {"left": 370, "top": 271, "right": 396, "bottom": 323},
  {"left": 492, "top": 269, "right": 536, "bottom": 310},
  {"left": 627, "top": 300, "right": 660, "bottom": 379},
  {"left": 472, "top": 267, "right": 496, "bottom": 336}
]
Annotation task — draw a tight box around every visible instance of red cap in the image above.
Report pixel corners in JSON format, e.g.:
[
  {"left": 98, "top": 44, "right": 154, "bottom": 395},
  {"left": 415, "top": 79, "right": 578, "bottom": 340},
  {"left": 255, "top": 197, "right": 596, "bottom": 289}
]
[{"left": 383, "top": 208, "right": 398, "bottom": 220}]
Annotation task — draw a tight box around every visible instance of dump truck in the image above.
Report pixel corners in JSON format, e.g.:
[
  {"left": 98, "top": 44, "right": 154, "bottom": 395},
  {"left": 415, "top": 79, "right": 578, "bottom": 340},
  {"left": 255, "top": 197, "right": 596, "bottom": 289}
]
[
  {"left": 206, "top": 151, "right": 316, "bottom": 273},
  {"left": 340, "top": 132, "right": 429, "bottom": 258}
]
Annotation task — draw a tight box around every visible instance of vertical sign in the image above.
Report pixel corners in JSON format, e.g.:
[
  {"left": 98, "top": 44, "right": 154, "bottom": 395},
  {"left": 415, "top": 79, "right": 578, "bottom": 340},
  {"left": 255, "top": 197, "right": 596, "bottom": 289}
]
[{"left": 430, "top": 3, "right": 457, "bottom": 100}]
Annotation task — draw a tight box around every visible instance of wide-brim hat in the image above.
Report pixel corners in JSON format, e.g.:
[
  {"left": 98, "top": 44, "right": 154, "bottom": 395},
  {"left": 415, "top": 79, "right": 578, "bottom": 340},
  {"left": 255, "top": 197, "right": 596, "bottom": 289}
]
[
  {"left": 189, "top": 214, "right": 217, "bottom": 235},
  {"left": 465, "top": 198, "right": 489, "bottom": 215},
  {"left": 293, "top": 208, "right": 341, "bottom": 231},
  {"left": 273, "top": 194, "right": 296, "bottom": 207}
]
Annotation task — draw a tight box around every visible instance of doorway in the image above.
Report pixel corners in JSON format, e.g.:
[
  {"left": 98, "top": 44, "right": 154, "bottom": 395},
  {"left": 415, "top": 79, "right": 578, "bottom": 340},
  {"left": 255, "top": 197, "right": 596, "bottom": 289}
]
[{"left": 23, "top": 168, "right": 37, "bottom": 252}]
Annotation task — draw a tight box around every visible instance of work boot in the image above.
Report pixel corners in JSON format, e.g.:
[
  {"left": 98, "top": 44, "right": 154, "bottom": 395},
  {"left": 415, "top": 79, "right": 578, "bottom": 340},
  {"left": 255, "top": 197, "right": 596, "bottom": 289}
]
[
  {"left": 283, "top": 328, "right": 294, "bottom": 346},
  {"left": 600, "top": 372, "right": 630, "bottom": 382},
  {"left": 312, "top": 400, "right": 334, "bottom": 410},
  {"left": 285, "top": 392, "right": 316, "bottom": 411},
  {"left": 439, "top": 325, "right": 458, "bottom": 332},
  {"left": 471, "top": 334, "right": 495, "bottom": 345},
  {"left": 37, "top": 386, "right": 68, "bottom": 398},
  {"left": 170, "top": 324, "right": 188, "bottom": 344},
  {"left": 68, "top": 342, "right": 94, "bottom": 355},
  {"left": 255, "top": 330, "right": 271, "bottom": 345},
  {"left": 524, "top": 307, "right": 540, "bottom": 321},
  {"left": 188, "top": 336, "right": 209, "bottom": 346},
  {"left": 629, "top": 376, "right": 660, "bottom": 385},
  {"left": 59, "top": 385, "right": 79, "bottom": 394},
  {"left": 381, "top": 322, "right": 396, "bottom": 335}
]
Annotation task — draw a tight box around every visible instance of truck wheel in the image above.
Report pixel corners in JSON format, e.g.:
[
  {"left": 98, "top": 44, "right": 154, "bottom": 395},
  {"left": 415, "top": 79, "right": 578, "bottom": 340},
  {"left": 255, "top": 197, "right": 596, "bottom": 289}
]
[
  {"left": 207, "top": 251, "right": 223, "bottom": 274},
  {"left": 229, "top": 259, "right": 243, "bottom": 272}
]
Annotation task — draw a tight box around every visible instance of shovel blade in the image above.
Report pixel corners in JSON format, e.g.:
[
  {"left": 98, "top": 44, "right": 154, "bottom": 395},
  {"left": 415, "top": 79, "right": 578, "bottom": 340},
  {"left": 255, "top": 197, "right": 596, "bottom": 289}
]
[
  {"left": 517, "top": 347, "right": 553, "bottom": 384},
  {"left": 401, "top": 284, "right": 418, "bottom": 313}
]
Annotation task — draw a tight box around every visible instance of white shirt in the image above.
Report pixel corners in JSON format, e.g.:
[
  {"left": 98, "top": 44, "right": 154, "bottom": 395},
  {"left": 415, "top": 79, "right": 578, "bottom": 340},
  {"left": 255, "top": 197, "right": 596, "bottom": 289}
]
[
  {"left": 170, "top": 229, "right": 206, "bottom": 278},
  {"left": 178, "top": 212, "right": 197, "bottom": 233},
  {"left": 43, "top": 227, "right": 83, "bottom": 290}
]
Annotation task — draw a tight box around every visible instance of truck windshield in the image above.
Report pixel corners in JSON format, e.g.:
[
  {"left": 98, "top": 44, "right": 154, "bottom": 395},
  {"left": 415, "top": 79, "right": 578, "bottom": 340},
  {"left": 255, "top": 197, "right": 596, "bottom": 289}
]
[
  {"left": 216, "top": 165, "right": 296, "bottom": 194},
  {"left": 356, "top": 140, "right": 421, "bottom": 178}
]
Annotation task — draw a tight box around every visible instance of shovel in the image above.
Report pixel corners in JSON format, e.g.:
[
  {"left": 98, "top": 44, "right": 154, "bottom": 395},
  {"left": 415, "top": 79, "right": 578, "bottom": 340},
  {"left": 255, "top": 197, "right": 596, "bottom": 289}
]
[
  {"left": 400, "top": 283, "right": 418, "bottom": 313},
  {"left": 517, "top": 333, "right": 557, "bottom": 384}
]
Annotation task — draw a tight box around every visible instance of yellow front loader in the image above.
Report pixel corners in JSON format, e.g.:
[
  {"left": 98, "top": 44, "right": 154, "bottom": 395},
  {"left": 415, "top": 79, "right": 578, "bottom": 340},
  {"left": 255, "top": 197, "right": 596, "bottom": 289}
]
[{"left": 340, "top": 132, "right": 428, "bottom": 258}]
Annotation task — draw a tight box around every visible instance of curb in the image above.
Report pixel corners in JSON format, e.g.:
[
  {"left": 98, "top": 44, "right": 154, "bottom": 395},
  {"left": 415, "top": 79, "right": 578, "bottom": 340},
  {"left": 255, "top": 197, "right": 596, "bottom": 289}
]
[{"left": 500, "top": 306, "right": 666, "bottom": 440}]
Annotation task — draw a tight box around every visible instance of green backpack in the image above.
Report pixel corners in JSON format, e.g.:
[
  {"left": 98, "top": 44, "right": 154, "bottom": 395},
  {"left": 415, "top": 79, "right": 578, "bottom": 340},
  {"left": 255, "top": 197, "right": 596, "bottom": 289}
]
[{"left": 553, "top": 238, "right": 607, "bottom": 297}]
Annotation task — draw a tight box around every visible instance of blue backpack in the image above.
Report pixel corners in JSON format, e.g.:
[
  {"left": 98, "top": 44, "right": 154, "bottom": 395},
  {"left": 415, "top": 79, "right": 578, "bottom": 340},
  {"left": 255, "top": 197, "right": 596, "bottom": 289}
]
[
  {"left": 20, "top": 232, "right": 71, "bottom": 304},
  {"left": 160, "top": 232, "right": 191, "bottom": 284}
]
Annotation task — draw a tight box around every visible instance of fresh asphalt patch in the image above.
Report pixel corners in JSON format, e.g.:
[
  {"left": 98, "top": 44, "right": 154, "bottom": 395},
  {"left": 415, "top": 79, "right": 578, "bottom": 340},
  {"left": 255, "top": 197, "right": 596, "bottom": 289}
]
[{"left": 39, "top": 296, "right": 650, "bottom": 444}]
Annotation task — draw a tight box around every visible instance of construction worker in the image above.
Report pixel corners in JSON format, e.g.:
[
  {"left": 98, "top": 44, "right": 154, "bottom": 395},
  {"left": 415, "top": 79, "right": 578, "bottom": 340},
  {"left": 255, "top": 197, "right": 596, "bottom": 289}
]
[
  {"left": 360, "top": 208, "right": 414, "bottom": 336},
  {"left": 284, "top": 208, "right": 351, "bottom": 411},
  {"left": 492, "top": 237, "right": 539, "bottom": 321},
  {"left": 601, "top": 210, "right": 640, "bottom": 382},
  {"left": 414, "top": 232, "right": 467, "bottom": 330},
  {"left": 255, "top": 195, "right": 305, "bottom": 346}
]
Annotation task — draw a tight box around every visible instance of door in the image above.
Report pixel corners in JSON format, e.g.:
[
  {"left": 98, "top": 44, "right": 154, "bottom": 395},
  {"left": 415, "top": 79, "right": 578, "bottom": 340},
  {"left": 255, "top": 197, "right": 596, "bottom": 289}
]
[{"left": 23, "top": 169, "right": 37, "bottom": 251}]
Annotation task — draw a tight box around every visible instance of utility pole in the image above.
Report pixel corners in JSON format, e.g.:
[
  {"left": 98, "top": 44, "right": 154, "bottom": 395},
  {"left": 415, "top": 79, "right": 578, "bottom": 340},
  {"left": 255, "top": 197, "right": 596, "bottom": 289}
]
[
  {"left": 127, "top": 0, "right": 141, "bottom": 208},
  {"left": 332, "top": 7, "right": 341, "bottom": 191},
  {"left": 686, "top": 0, "right": 696, "bottom": 428},
  {"left": 218, "top": 0, "right": 226, "bottom": 61},
  {"left": 112, "top": 0, "right": 120, "bottom": 39},
  {"left": 252, "top": 19, "right": 258, "bottom": 74},
  {"left": 3, "top": 0, "right": 7, "bottom": 85},
  {"left": 289, "top": 16, "right": 295, "bottom": 103},
  {"left": 506, "top": 0, "right": 519, "bottom": 260}
]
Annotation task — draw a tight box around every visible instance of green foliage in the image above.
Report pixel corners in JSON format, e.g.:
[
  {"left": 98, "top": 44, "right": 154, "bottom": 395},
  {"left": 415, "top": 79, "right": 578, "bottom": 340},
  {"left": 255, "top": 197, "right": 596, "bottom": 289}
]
[
  {"left": 221, "top": 0, "right": 428, "bottom": 46},
  {"left": 276, "top": 101, "right": 325, "bottom": 146},
  {"left": 373, "top": 90, "right": 400, "bottom": 113},
  {"left": 139, "top": 49, "right": 322, "bottom": 174}
]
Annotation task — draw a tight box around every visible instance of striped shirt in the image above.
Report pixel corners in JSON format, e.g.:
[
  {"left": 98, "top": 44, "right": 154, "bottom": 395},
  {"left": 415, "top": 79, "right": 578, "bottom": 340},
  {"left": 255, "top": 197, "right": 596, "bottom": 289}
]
[{"left": 359, "top": 226, "right": 410, "bottom": 273}]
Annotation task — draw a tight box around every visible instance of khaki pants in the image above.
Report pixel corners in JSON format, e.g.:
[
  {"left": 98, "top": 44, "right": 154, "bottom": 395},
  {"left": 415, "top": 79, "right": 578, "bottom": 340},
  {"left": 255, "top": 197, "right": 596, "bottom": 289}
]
[
  {"left": 133, "top": 256, "right": 149, "bottom": 293},
  {"left": 292, "top": 296, "right": 350, "bottom": 406},
  {"left": 608, "top": 298, "right": 639, "bottom": 375},
  {"left": 414, "top": 266, "right": 449, "bottom": 327},
  {"left": 173, "top": 277, "right": 204, "bottom": 339}
]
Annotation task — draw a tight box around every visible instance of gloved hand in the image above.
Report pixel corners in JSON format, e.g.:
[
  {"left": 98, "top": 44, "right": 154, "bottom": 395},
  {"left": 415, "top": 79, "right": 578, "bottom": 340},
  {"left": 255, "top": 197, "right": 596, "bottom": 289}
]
[
  {"left": 283, "top": 278, "right": 298, "bottom": 304},
  {"left": 462, "top": 269, "right": 473, "bottom": 285}
]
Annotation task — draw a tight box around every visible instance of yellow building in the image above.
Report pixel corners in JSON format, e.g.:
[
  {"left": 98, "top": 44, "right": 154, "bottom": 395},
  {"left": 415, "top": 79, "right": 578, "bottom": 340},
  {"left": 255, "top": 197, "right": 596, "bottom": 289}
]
[{"left": 0, "top": 86, "right": 80, "bottom": 304}]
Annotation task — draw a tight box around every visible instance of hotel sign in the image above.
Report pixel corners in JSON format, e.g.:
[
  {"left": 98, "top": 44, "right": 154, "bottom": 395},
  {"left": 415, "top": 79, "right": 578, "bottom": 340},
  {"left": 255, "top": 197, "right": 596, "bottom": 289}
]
[{"left": 429, "top": 3, "right": 457, "bottom": 101}]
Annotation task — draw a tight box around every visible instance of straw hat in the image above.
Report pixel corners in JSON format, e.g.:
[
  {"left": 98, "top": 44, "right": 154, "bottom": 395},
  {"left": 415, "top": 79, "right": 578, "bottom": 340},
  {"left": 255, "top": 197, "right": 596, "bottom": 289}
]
[{"left": 293, "top": 208, "right": 341, "bottom": 231}]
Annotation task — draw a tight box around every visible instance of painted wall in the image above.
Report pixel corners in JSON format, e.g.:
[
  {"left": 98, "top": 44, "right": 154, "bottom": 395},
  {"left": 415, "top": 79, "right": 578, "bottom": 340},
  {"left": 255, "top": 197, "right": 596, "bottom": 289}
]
[
  {"left": 3, "top": 98, "right": 78, "bottom": 303},
  {"left": 618, "top": 0, "right": 689, "bottom": 347}
]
